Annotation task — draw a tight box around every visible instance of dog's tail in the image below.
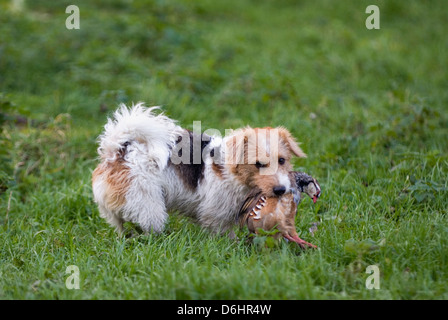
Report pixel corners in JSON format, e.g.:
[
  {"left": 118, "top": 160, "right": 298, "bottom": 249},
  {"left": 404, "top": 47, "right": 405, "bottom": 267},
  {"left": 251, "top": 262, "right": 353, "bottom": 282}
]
[{"left": 97, "top": 102, "right": 180, "bottom": 170}]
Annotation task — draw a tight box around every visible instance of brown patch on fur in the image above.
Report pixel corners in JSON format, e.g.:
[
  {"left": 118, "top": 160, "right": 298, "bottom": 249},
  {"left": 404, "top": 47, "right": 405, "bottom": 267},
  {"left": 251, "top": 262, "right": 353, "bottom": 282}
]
[
  {"left": 92, "top": 159, "right": 131, "bottom": 210},
  {"left": 212, "top": 163, "right": 224, "bottom": 179}
]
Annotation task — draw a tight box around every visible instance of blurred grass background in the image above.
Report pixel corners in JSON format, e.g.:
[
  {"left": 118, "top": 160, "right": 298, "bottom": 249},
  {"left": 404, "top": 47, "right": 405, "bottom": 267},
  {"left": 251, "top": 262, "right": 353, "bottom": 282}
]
[{"left": 0, "top": 0, "right": 447, "bottom": 299}]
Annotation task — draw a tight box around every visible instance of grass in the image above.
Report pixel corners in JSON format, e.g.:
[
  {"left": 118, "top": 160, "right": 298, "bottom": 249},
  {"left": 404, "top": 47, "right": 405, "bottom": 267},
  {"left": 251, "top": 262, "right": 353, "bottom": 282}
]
[{"left": 0, "top": 0, "right": 447, "bottom": 299}]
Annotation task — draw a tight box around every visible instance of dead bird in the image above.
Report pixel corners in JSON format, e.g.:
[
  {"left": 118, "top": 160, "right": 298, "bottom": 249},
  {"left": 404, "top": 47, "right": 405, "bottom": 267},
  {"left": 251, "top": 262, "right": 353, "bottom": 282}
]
[{"left": 239, "top": 171, "right": 321, "bottom": 249}]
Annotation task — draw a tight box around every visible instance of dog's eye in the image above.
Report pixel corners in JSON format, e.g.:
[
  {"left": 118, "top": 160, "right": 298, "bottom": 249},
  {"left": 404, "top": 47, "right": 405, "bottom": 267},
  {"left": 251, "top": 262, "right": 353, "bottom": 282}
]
[
  {"left": 255, "top": 161, "right": 267, "bottom": 168},
  {"left": 279, "top": 158, "right": 285, "bottom": 165}
]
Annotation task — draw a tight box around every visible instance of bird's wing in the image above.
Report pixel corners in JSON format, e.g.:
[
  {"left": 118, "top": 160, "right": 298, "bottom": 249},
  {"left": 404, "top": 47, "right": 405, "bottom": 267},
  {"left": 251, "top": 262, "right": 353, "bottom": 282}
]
[{"left": 237, "top": 188, "right": 263, "bottom": 227}]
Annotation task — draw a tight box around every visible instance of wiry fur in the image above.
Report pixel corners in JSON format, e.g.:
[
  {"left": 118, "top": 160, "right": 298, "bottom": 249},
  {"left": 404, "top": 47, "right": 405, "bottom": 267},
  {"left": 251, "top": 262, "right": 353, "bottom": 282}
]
[{"left": 92, "top": 103, "right": 306, "bottom": 234}]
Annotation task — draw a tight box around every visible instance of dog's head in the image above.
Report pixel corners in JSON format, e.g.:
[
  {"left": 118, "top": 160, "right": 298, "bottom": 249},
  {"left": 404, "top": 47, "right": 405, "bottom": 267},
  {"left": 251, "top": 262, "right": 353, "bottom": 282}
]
[{"left": 224, "top": 127, "right": 306, "bottom": 197}]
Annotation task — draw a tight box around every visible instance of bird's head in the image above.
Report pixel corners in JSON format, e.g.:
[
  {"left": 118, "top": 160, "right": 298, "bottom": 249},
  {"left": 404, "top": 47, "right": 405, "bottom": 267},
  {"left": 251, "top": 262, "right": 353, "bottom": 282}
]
[
  {"left": 293, "top": 172, "right": 321, "bottom": 204},
  {"left": 303, "top": 178, "right": 321, "bottom": 204}
]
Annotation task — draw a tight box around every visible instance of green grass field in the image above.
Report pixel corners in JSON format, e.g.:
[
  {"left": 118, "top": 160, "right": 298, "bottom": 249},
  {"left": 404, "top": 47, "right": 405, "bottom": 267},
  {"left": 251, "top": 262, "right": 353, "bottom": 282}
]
[{"left": 1, "top": 0, "right": 447, "bottom": 299}]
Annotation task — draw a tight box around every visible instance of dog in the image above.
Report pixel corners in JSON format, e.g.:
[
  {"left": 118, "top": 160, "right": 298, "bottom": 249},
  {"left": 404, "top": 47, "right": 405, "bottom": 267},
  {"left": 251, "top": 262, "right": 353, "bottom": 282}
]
[{"left": 92, "top": 103, "right": 306, "bottom": 235}]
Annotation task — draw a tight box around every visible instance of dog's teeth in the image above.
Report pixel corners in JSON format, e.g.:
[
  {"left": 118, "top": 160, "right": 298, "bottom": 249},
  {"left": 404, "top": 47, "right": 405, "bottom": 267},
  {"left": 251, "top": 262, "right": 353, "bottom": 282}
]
[
  {"left": 256, "top": 205, "right": 262, "bottom": 209},
  {"left": 252, "top": 209, "right": 261, "bottom": 220}
]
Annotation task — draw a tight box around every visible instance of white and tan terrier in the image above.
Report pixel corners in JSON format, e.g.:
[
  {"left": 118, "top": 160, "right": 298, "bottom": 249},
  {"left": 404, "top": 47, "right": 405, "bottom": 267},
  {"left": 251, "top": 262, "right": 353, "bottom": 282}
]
[{"left": 92, "top": 103, "right": 306, "bottom": 235}]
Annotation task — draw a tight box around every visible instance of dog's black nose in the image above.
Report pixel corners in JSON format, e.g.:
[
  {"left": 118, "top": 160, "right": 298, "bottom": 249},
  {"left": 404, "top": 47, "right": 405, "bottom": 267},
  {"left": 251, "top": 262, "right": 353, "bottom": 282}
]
[{"left": 273, "top": 185, "right": 286, "bottom": 196}]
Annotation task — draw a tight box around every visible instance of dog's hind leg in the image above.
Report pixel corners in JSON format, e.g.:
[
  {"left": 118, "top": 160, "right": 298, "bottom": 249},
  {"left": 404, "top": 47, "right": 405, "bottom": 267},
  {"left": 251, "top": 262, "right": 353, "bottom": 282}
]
[
  {"left": 122, "top": 175, "right": 168, "bottom": 233},
  {"left": 101, "top": 206, "right": 124, "bottom": 234}
]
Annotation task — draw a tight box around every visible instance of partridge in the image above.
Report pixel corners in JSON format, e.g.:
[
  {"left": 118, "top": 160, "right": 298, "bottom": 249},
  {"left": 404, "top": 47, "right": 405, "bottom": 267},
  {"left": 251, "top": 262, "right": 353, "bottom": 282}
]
[{"left": 239, "top": 172, "right": 321, "bottom": 249}]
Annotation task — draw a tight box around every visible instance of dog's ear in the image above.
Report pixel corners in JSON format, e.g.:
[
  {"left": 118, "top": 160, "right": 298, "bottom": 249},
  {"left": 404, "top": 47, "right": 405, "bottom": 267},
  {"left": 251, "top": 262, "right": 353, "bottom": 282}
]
[{"left": 278, "top": 127, "right": 307, "bottom": 158}]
